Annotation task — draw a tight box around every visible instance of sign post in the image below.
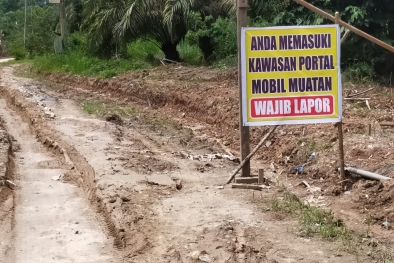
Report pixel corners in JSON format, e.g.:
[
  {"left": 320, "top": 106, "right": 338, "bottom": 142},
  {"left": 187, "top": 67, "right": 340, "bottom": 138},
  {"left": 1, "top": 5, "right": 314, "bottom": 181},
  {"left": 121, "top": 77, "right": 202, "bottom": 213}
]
[
  {"left": 237, "top": 0, "right": 251, "bottom": 178},
  {"left": 59, "top": 0, "right": 67, "bottom": 46},
  {"left": 241, "top": 25, "right": 342, "bottom": 126},
  {"left": 239, "top": 23, "right": 343, "bottom": 181},
  {"left": 335, "top": 12, "right": 346, "bottom": 184}
]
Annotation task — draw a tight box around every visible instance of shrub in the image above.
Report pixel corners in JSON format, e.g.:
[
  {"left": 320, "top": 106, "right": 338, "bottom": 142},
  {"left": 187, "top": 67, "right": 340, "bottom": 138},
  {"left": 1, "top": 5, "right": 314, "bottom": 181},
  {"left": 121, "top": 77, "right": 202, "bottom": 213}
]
[
  {"left": 342, "top": 61, "right": 375, "bottom": 83},
  {"left": 127, "top": 39, "right": 163, "bottom": 62}
]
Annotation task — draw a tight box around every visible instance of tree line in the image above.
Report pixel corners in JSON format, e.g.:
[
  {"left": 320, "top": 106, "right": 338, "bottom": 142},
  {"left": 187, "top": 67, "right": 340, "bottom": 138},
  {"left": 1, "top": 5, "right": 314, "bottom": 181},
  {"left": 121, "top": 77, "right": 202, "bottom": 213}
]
[{"left": 0, "top": 0, "right": 393, "bottom": 78}]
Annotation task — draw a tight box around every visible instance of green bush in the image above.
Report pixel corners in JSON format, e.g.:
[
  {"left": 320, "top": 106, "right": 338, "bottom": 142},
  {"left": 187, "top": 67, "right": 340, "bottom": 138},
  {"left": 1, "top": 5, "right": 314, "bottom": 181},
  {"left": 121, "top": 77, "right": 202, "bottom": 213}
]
[
  {"left": 210, "top": 18, "right": 238, "bottom": 60},
  {"left": 68, "top": 32, "right": 88, "bottom": 53},
  {"left": 127, "top": 39, "right": 163, "bottom": 62},
  {"left": 342, "top": 62, "right": 375, "bottom": 83},
  {"left": 177, "top": 41, "right": 204, "bottom": 65}
]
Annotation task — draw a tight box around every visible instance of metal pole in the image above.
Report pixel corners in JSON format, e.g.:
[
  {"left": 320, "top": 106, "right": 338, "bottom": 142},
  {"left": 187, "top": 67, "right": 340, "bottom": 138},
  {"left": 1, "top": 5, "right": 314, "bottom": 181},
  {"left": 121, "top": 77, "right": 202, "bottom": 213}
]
[
  {"left": 335, "top": 12, "right": 346, "bottom": 186},
  {"left": 24, "top": 0, "right": 27, "bottom": 51},
  {"left": 340, "top": 167, "right": 391, "bottom": 181},
  {"left": 237, "top": 0, "right": 250, "bottom": 177}
]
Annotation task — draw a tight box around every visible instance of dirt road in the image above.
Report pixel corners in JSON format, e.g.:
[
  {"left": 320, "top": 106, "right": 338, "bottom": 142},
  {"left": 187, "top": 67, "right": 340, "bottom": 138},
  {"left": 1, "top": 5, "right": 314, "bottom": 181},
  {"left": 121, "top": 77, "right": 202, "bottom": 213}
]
[
  {"left": 0, "top": 68, "right": 118, "bottom": 261},
  {"left": 0, "top": 64, "right": 389, "bottom": 262},
  {"left": 0, "top": 99, "right": 117, "bottom": 262},
  {"left": 0, "top": 58, "right": 14, "bottom": 63}
]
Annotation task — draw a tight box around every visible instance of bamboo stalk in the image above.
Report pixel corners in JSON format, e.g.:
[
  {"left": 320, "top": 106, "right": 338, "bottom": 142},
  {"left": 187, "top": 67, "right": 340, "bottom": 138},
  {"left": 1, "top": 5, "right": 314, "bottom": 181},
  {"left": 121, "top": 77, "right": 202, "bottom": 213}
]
[{"left": 347, "top": 87, "right": 375, "bottom": 98}]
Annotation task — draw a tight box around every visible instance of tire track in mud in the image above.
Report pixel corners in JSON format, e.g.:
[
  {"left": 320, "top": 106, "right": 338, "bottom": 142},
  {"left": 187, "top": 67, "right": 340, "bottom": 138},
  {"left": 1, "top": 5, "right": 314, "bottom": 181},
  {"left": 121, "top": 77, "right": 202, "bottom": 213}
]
[
  {"left": 0, "top": 67, "right": 182, "bottom": 260},
  {"left": 0, "top": 86, "right": 125, "bottom": 260},
  {"left": 0, "top": 88, "right": 126, "bottom": 243}
]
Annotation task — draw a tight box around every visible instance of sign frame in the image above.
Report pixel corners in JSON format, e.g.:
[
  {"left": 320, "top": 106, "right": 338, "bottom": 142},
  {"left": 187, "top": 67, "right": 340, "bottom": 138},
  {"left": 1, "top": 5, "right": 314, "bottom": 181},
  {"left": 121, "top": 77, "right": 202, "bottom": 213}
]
[{"left": 241, "top": 24, "right": 342, "bottom": 126}]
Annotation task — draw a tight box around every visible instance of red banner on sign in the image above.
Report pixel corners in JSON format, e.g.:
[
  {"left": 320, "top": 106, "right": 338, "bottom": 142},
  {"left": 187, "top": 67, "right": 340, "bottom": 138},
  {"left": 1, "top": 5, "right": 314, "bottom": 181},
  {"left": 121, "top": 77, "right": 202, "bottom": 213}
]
[{"left": 250, "top": 95, "right": 334, "bottom": 118}]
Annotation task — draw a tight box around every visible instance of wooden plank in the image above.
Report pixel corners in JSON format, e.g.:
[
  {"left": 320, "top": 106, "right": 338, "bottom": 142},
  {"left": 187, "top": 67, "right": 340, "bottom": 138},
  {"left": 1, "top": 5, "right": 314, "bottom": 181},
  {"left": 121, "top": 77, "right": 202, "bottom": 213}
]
[
  {"left": 293, "top": 0, "right": 394, "bottom": 53},
  {"left": 381, "top": 122, "right": 394, "bottom": 127},
  {"left": 347, "top": 87, "right": 375, "bottom": 98},
  {"left": 337, "top": 122, "right": 346, "bottom": 185},
  {"left": 344, "top": 98, "right": 371, "bottom": 100},
  {"left": 235, "top": 177, "right": 258, "bottom": 184},
  {"left": 232, "top": 184, "right": 270, "bottom": 190}
]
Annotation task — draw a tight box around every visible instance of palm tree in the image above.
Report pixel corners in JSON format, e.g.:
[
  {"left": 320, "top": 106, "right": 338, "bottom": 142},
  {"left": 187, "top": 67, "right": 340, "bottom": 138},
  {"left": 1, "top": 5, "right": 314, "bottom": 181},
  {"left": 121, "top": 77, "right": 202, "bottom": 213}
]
[
  {"left": 163, "top": 0, "right": 265, "bottom": 61},
  {"left": 83, "top": 0, "right": 188, "bottom": 61},
  {"left": 114, "top": 0, "right": 188, "bottom": 61},
  {"left": 82, "top": 0, "right": 128, "bottom": 58}
]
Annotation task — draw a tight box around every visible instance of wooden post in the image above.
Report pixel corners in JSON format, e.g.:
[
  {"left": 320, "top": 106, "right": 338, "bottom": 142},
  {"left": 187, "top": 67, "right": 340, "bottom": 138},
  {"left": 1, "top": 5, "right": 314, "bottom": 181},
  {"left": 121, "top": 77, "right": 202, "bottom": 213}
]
[
  {"left": 237, "top": 0, "right": 250, "bottom": 177},
  {"left": 24, "top": 0, "right": 27, "bottom": 51},
  {"left": 258, "top": 169, "right": 265, "bottom": 184},
  {"left": 226, "top": 126, "right": 277, "bottom": 184},
  {"left": 335, "top": 12, "right": 346, "bottom": 185},
  {"left": 60, "top": 0, "right": 67, "bottom": 47}
]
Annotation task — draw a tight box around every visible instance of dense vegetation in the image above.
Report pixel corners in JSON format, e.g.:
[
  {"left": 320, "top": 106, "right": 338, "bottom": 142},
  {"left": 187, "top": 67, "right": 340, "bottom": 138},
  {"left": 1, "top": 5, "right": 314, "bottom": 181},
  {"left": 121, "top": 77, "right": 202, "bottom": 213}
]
[{"left": 0, "top": 0, "right": 393, "bottom": 81}]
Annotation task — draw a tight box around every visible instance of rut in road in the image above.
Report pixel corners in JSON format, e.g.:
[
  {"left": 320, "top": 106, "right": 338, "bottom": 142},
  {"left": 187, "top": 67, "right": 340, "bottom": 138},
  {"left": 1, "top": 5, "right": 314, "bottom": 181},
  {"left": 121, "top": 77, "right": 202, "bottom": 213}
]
[{"left": 0, "top": 99, "right": 118, "bottom": 262}]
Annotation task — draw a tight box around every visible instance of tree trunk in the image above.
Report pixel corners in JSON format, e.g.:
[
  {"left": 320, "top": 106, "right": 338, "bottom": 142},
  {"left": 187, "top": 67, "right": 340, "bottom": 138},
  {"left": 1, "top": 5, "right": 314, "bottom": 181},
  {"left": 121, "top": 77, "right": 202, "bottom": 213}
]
[
  {"left": 198, "top": 35, "right": 214, "bottom": 63},
  {"left": 162, "top": 42, "right": 180, "bottom": 62}
]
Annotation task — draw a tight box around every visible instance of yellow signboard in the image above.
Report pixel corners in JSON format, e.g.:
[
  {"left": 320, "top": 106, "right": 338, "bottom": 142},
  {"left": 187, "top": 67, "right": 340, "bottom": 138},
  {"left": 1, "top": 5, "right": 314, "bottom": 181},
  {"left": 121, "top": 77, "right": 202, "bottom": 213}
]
[{"left": 241, "top": 25, "right": 342, "bottom": 126}]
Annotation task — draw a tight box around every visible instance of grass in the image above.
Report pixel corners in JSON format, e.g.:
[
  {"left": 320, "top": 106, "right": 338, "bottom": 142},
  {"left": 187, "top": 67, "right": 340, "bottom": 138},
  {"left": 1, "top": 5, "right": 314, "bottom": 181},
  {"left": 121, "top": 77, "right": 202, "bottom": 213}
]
[
  {"left": 30, "top": 39, "right": 208, "bottom": 77},
  {"left": 177, "top": 41, "right": 204, "bottom": 66},
  {"left": 31, "top": 40, "right": 165, "bottom": 78},
  {"left": 270, "top": 191, "right": 349, "bottom": 239},
  {"left": 212, "top": 55, "right": 237, "bottom": 70},
  {"left": 127, "top": 39, "right": 163, "bottom": 62},
  {"left": 81, "top": 100, "right": 136, "bottom": 117},
  {"left": 32, "top": 51, "right": 154, "bottom": 78}
]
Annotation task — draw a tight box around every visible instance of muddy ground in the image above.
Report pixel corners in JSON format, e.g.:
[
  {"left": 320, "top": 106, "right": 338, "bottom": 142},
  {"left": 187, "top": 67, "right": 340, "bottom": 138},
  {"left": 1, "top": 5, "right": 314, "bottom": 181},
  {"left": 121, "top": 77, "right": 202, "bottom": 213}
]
[{"left": 0, "top": 63, "right": 394, "bottom": 262}]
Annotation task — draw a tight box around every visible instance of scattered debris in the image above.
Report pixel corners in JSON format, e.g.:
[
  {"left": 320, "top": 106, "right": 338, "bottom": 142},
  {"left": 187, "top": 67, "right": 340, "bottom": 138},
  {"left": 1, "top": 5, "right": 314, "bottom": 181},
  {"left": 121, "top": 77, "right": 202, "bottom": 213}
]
[
  {"left": 188, "top": 153, "right": 239, "bottom": 162},
  {"left": 51, "top": 175, "right": 62, "bottom": 181},
  {"left": 295, "top": 163, "right": 306, "bottom": 174},
  {"left": 295, "top": 152, "right": 316, "bottom": 175},
  {"left": 1, "top": 176, "right": 16, "bottom": 189},
  {"left": 301, "top": 181, "right": 321, "bottom": 193},
  {"left": 5, "top": 179, "right": 16, "bottom": 189},
  {"left": 304, "top": 195, "right": 327, "bottom": 207},
  {"left": 189, "top": 251, "right": 201, "bottom": 260},
  {"left": 43, "top": 107, "right": 55, "bottom": 118},
  {"left": 198, "top": 251, "right": 212, "bottom": 263},
  {"left": 347, "top": 87, "right": 375, "bottom": 98}
]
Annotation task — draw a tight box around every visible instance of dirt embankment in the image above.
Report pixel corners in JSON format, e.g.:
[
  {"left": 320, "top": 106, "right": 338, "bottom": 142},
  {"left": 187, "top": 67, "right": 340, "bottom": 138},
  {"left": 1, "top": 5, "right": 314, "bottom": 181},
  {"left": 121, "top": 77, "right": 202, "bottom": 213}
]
[
  {"left": 0, "top": 120, "right": 16, "bottom": 257},
  {"left": 0, "top": 63, "right": 389, "bottom": 261},
  {"left": 40, "top": 65, "right": 394, "bottom": 238}
]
